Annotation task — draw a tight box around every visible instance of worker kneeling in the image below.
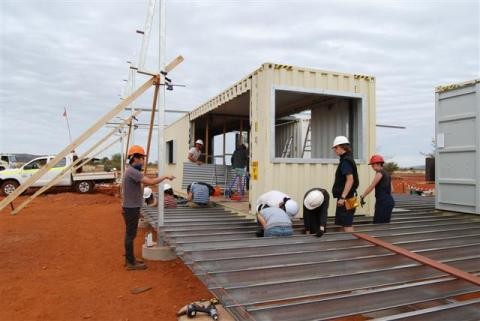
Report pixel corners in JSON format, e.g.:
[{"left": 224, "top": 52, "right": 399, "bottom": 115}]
[
  {"left": 257, "top": 206, "right": 293, "bottom": 237},
  {"left": 187, "top": 182, "right": 215, "bottom": 208},
  {"left": 143, "top": 184, "right": 177, "bottom": 209}
]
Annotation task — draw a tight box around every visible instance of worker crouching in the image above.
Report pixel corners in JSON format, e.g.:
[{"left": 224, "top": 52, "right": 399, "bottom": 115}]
[
  {"left": 255, "top": 190, "right": 299, "bottom": 237},
  {"left": 256, "top": 206, "right": 293, "bottom": 237},
  {"left": 143, "top": 184, "right": 177, "bottom": 209},
  {"left": 303, "top": 188, "right": 330, "bottom": 237},
  {"left": 187, "top": 182, "right": 215, "bottom": 208}
]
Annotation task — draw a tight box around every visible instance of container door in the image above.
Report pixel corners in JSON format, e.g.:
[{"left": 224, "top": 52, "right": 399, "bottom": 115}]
[{"left": 435, "top": 83, "right": 479, "bottom": 214}]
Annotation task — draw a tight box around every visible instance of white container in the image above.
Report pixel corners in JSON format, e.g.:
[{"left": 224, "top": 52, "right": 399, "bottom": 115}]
[{"left": 435, "top": 79, "right": 480, "bottom": 214}]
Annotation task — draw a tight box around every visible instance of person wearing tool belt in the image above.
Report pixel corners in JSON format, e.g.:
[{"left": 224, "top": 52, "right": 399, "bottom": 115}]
[
  {"left": 360, "top": 154, "right": 395, "bottom": 224},
  {"left": 331, "top": 136, "right": 359, "bottom": 232},
  {"left": 122, "top": 145, "right": 175, "bottom": 270},
  {"left": 302, "top": 188, "right": 330, "bottom": 237}
]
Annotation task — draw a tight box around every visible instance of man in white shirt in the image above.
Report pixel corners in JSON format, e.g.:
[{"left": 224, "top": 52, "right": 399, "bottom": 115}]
[{"left": 187, "top": 139, "right": 204, "bottom": 165}]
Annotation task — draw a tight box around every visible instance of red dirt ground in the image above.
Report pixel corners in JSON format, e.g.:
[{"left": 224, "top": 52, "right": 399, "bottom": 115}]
[
  {"left": 0, "top": 191, "right": 211, "bottom": 321},
  {"left": 391, "top": 172, "right": 435, "bottom": 194}
]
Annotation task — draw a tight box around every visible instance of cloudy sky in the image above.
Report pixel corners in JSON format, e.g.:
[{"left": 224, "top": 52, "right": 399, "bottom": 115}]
[{"left": 0, "top": 0, "right": 478, "bottom": 166}]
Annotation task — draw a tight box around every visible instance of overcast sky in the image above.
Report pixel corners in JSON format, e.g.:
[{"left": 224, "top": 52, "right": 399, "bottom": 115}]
[{"left": 0, "top": 0, "right": 478, "bottom": 166}]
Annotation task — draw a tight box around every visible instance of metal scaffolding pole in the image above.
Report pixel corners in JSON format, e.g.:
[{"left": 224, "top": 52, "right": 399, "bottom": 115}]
[{"left": 157, "top": 0, "right": 166, "bottom": 240}]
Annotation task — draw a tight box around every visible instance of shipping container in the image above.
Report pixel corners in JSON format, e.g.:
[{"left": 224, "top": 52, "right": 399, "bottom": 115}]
[
  {"left": 165, "top": 63, "right": 377, "bottom": 216},
  {"left": 435, "top": 79, "right": 480, "bottom": 214}
]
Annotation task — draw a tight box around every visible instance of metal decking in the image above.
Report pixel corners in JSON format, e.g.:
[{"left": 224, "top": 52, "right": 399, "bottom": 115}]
[{"left": 142, "top": 195, "right": 480, "bottom": 321}]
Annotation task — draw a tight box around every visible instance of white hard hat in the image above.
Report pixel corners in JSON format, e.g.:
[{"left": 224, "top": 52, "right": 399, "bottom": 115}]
[
  {"left": 143, "top": 187, "right": 153, "bottom": 199},
  {"left": 304, "top": 190, "right": 325, "bottom": 210},
  {"left": 195, "top": 139, "right": 204, "bottom": 145},
  {"left": 163, "top": 183, "right": 172, "bottom": 191},
  {"left": 285, "top": 199, "right": 299, "bottom": 218},
  {"left": 332, "top": 136, "right": 350, "bottom": 148}
]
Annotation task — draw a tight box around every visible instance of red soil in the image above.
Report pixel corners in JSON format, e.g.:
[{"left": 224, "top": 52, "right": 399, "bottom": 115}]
[
  {"left": 392, "top": 173, "right": 435, "bottom": 194},
  {"left": 0, "top": 192, "right": 211, "bottom": 321}
]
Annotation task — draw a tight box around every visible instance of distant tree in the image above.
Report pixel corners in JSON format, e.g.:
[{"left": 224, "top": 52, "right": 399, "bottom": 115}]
[
  {"left": 110, "top": 153, "right": 121, "bottom": 169},
  {"left": 383, "top": 162, "right": 399, "bottom": 175},
  {"left": 103, "top": 153, "right": 121, "bottom": 171}
]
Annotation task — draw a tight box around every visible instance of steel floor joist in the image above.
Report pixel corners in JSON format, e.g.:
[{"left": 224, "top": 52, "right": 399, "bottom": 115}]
[{"left": 142, "top": 194, "right": 480, "bottom": 320}]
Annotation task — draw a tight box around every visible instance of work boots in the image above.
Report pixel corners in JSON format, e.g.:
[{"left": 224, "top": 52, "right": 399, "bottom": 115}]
[
  {"left": 124, "top": 255, "right": 147, "bottom": 270},
  {"left": 126, "top": 261, "right": 147, "bottom": 270}
]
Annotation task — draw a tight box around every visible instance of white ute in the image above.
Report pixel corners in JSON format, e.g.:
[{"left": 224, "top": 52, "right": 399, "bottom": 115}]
[{"left": 0, "top": 153, "right": 116, "bottom": 196}]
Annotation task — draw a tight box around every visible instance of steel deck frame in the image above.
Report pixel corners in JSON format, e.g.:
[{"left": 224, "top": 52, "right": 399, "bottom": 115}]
[{"left": 142, "top": 195, "right": 480, "bottom": 320}]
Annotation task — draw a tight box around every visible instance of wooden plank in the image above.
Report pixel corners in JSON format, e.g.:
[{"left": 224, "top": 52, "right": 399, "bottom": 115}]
[
  {"left": 164, "top": 55, "right": 184, "bottom": 74},
  {"left": 144, "top": 83, "right": 160, "bottom": 172},
  {"left": 353, "top": 233, "right": 480, "bottom": 286},
  {"left": 124, "top": 119, "right": 134, "bottom": 162},
  {"left": 130, "top": 286, "right": 152, "bottom": 294},
  {"left": 137, "top": 56, "right": 184, "bottom": 77},
  {"left": 0, "top": 76, "right": 156, "bottom": 212},
  {"left": 74, "top": 135, "right": 123, "bottom": 171},
  {"left": 11, "top": 112, "right": 141, "bottom": 214}
]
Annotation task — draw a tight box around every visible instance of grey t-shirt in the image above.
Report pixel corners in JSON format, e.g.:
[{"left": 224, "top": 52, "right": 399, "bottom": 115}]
[
  {"left": 260, "top": 207, "right": 292, "bottom": 230},
  {"left": 122, "top": 166, "right": 144, "bottom": 208},
  {"left": 191, "top": 183, "right": 210, "bottom": 204}
]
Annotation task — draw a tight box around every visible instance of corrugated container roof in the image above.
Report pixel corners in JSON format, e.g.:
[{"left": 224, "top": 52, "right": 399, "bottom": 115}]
[{"left": 188, "top": 62, "right": 375, "bottom": 120}]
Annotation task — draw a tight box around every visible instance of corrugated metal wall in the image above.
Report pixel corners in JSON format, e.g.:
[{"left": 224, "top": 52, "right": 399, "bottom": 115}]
[
  {"left": 311, "top": 100, "right": 349, "bottom": 158},
  {"left": 250, "top": 63, "right": 376, "bottom": 217},
  {"left": 435, "top": 80, "right": 480, "bottom": 214},
  {"left": 181, "top": 162, "right": 236, "bottom": 190}
]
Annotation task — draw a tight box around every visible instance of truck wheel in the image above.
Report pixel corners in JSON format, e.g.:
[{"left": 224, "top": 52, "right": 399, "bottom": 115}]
[
  {"left": 75, "top": 181, "right": 94, "bottom": 194},
  {"left": 0, "top": 166, "right": 5, "bottom": 171},
  {"left": 1, "top": 180, "right": 19, "bottom": 196}
]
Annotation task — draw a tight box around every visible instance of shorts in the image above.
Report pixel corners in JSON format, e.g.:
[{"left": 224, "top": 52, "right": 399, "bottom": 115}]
[
  {"left": 374, "top": 195, "right": 395, "bottom": 224},
  {"left": 234, "top": 168, "right": 246, "bottom": 177},
  {"left": 335, "top": 203, "right": 355, "bottom": 227}
]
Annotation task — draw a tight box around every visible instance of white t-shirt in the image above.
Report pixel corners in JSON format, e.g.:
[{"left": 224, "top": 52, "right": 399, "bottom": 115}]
[
  {"left": 188, "top": 147, "right": 201, "bottom": 162},
  {"left": 256, "top": 190, "right": 289, "bottom": 211}
]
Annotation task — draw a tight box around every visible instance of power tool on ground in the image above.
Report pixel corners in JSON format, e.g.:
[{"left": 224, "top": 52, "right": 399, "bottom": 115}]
[{"left": 177, "top": 298, "right": 220, "bottom": 320}]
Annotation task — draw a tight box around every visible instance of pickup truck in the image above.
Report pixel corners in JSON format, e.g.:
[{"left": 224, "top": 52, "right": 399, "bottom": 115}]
[{"left": 0, "top": 154, "right": 116, "bottom": 196}]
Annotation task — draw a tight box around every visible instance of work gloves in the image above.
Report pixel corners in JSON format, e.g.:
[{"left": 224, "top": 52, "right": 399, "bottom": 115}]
[{"left": 360, "top": 196, "right": 366, "bottom": 207}]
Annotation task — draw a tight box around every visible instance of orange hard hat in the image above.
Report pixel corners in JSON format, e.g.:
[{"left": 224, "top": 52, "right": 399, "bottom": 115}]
[
  {"left": 369, "top": 154, "right": 385, "bottom": 165},
  {"left": 127, "top": 145, "right": 146, "bottom": 157}
]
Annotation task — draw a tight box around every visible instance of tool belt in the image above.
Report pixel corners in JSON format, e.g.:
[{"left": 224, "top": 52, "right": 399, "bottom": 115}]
[{"left": 345, "top": 195, "right": 359, "bottom": 210}]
